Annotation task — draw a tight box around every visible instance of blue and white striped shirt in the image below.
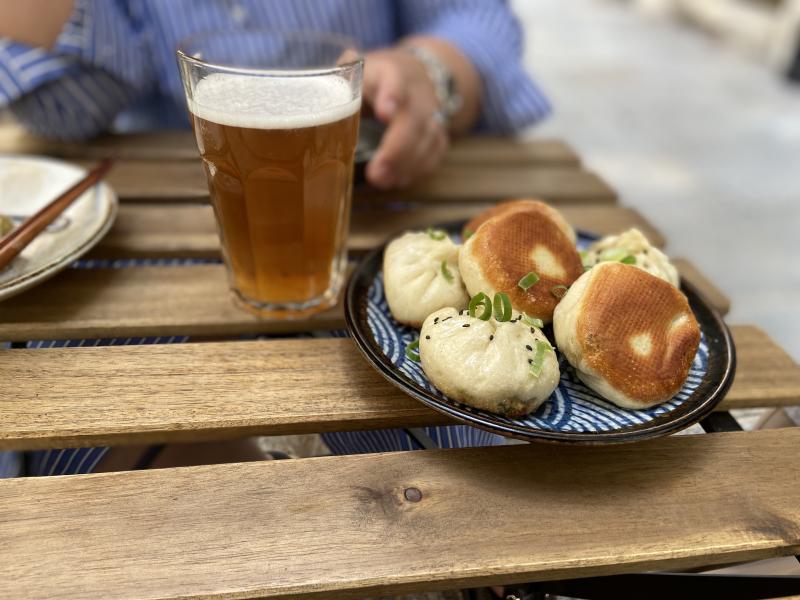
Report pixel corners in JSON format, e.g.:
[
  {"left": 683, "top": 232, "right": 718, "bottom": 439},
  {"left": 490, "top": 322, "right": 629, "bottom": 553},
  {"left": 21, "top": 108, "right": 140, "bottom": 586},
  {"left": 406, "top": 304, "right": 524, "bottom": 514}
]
[{"left": 0, "top": 0, "right": 551, "bottom": 140}]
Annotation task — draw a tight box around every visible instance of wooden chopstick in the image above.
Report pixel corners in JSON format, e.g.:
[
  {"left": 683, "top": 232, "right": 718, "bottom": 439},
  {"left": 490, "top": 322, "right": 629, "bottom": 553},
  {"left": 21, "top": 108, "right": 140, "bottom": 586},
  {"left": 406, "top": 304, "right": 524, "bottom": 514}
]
[{"left": 0, "top": 159, "right": 113, "bottom": 271}]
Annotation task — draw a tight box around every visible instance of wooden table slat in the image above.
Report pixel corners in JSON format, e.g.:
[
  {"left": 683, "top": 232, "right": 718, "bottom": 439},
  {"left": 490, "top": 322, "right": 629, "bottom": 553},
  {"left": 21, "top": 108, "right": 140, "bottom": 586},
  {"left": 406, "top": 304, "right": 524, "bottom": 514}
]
[
  {"left": 0, "top": 125, "right": 580, "bottom": 166},
  {"left": 1, "top": 429, "right": 799, "bottom": 600},
  {"left": 94, "top": 203, "right": 667, "bottom": 259},
  {"left": 0, "top": 257, "right": 728, "bottom": 341},
  {"left": 0, "top": 325, "right": 794, "bottom": 450},
  {"left": 68, "top": 159, "right": 616, "bottom": 204}
]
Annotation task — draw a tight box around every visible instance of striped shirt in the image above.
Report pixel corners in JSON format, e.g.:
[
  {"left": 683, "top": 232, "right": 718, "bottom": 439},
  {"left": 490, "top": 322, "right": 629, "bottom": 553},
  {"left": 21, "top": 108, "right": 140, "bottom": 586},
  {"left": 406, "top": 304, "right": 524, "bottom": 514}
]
[{"left": 0, "top": 0, "right": 550, "bottom": 140}]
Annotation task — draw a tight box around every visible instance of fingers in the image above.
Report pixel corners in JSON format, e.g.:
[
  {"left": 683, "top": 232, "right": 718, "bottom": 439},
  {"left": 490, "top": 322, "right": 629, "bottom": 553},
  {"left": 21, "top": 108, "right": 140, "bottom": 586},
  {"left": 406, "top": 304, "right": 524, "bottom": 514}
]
[
  {"left": 367, "top": 111, "right": 447, "bottom": 189},
  {"left": 362, "top": 55, "right": 407, "bottom": 123}
]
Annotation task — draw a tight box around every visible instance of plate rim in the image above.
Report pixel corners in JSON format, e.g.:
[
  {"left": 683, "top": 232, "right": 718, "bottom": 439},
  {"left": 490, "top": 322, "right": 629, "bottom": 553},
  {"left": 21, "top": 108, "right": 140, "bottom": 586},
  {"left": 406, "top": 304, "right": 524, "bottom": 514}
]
[
  {"left": 0, "top": 156, "right": 119, "bottom": 302},
  {"left": 344, "top": 224, "right": 737, "bottom": 445}
]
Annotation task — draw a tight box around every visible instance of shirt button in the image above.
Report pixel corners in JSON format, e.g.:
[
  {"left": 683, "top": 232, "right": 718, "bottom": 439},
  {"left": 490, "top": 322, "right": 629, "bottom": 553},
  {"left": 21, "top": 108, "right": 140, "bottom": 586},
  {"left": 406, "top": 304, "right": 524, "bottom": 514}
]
[{"left": 230, "top": 3, "right": 247, "bottom": 24}]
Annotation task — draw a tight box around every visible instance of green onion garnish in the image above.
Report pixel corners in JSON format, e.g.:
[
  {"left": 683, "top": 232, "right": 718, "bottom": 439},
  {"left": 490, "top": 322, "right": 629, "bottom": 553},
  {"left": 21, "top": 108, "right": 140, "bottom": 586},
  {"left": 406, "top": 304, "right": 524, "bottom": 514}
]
[
  {"left": 621, "top": 255, "right": 636, "bottom": 265},
  {"left": 426, "top": 227, "right": 447, "bottom": 241},
  {"left": 599, "top": 248, "right": 627, "bottom": 262},
  {"left": 517, "top": 271, "right": 540, "bottom": 291},
  {"left": 493, "top": 292, "right": 512, "bottom": 322},
  {"left": 579, "top": 250, "right": 588, "bottom": 261},
  {"left": 529, "top": 340, "right": 551, "bottom": 378},
  {"left": 440, "top": 260, "right": 454, "bottom": 283},
  {"left": 463, "top": 228, "right": 474, "bottom": 240},
  {"left": 405, "top": 339, "right": 420, "bottom": 362},
  {"left": 522, "top": 313, "right": 544, "bottom": 328},
  {"left": 468, "top": 292, "right": 492, "bottom": 320},
  {"left": 551, "top": 284, "right": 569, "bottom": 299}
]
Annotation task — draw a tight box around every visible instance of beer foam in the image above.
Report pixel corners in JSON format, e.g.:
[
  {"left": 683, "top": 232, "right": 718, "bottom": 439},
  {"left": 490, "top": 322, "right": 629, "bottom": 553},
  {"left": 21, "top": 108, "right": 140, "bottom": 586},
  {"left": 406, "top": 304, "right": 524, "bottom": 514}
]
[{"left": 189, "top": 73, "right": 360, "bottom": 129}]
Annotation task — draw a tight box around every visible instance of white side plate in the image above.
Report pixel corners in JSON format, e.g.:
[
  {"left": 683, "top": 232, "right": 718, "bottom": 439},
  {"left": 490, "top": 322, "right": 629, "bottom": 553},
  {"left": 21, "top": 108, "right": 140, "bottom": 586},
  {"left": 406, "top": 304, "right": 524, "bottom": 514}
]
[{"left": 0, "top": 156, "right": 118, "bottom": 302}]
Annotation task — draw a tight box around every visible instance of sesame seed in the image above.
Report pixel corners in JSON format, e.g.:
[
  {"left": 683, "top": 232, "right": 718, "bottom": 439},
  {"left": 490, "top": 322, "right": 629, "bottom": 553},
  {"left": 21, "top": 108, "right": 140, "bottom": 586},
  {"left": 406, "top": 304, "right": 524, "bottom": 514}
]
[
  {"left": 462, "top": 324, "right": 470, "bottom": 328},
  {"left": 489, "top": 335, "right": 494, "bottom": 341},
  {"left": 425, "top": 335, "right": 430, "bottom": 340},
  {"left": 528, "top": 359, "right": 533, "bottom": 364},
  {"left": 442, "top": 317, "right": 452, "bottom": 322},
  {"left": 530, "top": 327, "right": 535, "bottom": 334},
  {"left": 526, "top": 345, "right": 533, "bottom": 351},
  {"left": 434, "top": 317, "right": 439, "bottom": 324}
]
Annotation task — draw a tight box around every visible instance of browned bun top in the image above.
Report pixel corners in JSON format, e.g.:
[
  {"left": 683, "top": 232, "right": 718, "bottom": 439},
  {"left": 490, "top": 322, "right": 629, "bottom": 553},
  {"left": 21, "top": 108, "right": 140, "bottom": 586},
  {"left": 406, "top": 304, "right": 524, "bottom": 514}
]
[
  {"left": 470, "top": 208, "right": 584, "bottom": 321},
  {"left": 463, "top": 199, "right": 559, "bottom": 239},
  {"left": 578, "top": 263, "right": 701, "bottom": 405}
]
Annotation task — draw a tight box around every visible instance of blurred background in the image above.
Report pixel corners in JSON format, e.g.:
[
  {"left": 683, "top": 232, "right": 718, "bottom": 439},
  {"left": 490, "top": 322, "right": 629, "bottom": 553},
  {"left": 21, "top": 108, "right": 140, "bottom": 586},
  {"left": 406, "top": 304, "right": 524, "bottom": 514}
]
[{"left": 513, "top": 0, "right": 800, "bottom": 365}]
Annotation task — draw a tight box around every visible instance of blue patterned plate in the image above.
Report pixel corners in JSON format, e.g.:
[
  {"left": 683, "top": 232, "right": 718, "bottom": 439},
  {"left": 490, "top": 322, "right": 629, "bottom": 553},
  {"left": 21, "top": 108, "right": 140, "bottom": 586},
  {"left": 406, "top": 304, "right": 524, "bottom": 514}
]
[{"left": 345, "top": 225, "right": 735, "bottom": 444}]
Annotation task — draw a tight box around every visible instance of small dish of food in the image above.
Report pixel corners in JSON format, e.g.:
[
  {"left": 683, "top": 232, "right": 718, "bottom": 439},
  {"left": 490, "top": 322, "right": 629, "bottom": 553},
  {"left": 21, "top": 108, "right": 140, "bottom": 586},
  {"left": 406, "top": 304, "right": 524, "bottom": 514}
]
[{"left": 345, "top": 199, "right": 735, "bottom": 444}]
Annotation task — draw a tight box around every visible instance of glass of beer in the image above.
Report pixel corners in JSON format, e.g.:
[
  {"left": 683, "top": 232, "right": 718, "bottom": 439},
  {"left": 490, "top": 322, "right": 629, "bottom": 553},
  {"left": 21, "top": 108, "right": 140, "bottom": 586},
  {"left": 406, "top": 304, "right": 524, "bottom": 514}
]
[{"left": 177, "top": 31, "right": 362, "bottom": 318}]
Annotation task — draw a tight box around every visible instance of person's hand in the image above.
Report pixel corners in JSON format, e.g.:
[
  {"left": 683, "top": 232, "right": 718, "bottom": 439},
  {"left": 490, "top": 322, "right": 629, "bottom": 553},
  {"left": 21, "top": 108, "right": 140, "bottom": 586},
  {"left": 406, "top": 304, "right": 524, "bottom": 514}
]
[{"left": 362, "top": 47, "right": 449, "bottom": 189}]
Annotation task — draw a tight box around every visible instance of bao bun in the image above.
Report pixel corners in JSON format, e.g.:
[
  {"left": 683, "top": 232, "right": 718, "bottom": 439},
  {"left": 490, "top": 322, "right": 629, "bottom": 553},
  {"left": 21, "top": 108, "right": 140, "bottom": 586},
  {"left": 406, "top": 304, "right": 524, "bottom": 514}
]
[
  {"left": 383, "top": 232, "right": 469, "bottom": 327},
  {"left": 420, "top": 307, "right": 560, "bottom": 417},
  {"left": 459, "top": 206, "right": 584, "bottom": 323},
  {"left": 553, "top": 262, "right": 700, "bottom": 409}
]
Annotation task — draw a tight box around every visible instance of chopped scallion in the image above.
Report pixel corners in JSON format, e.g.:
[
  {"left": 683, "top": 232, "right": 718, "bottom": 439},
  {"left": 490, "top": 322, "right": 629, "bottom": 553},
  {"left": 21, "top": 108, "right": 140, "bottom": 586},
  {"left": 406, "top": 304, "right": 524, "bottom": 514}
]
[
  {"left": 463, "top": 228, "right": 474, "bottom": 240},
  {"left": 522, "top": 313, "right": 544, "bottom": 328},
  {"left": 621, "top": 255, "right": 636, "bottom": 265},
  {"left": 426, "top": 227, "right": 447, "bottom": 241},
  {"left": 440, "top": 260, "right": 454, "bottom": 283},
  {"left": 599, "top": 248, "right": 627, "bottom": 263},
  {"left": 517, "top": 271, "right": 540, "bottom": 291},
  {"left": 468, "top": 292, "right": 492, "bottom": 321},
  {"left": 529, "top": 340, "right": 551, "bottom": 378},
  {"left": 405, "top": 339, "right": 421, "bottom": 362},
  {"left": 493, "top": 292, "right": 512, "bottom": 322}
]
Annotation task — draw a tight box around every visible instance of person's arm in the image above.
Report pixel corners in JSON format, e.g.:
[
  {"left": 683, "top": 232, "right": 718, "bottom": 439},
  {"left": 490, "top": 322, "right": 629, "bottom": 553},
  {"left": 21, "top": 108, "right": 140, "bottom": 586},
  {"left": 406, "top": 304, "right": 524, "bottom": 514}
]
[
  {"left": 362, "top": 0, "right": 550, "bottom": 189},
  {"left": 0, "top": 0, "right": 153, "bottom": 141},
  {"left": 0, "top": 1, "right": 75, "bottom": 49}
]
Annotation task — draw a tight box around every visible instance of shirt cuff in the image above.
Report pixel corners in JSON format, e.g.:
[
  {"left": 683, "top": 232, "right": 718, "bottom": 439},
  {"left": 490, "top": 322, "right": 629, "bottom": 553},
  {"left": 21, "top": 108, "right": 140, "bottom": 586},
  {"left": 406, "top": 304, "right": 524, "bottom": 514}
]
[
  {"left": 0, "top": 38, "right": 81, "bottom": 106},
  {"left": 407, "top": 12, "right": 552, "bottom": 134}
]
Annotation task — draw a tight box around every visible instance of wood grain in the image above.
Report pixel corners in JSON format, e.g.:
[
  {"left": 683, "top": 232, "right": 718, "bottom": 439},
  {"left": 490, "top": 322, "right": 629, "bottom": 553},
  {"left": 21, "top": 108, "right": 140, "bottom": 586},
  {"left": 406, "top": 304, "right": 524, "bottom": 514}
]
[
  {"left": 724, "top": 325, "right": 800, "bottom": 409},
  {"left": 0, "top": 125, "right": 579, "bottom": 166},
  {"left": 673, "top": 258, "right": 732, "bottom": 316},
  {"left": 0, "top": 256, "right": 728, "bottom": 341},
  {"left": 0, "top": 264, "right": 345, "bottom": 341},
  {"left": 0, "top": 429, "right": 798, "bottom": 600},
  {"left": 0, "top": 326, "right": 794, "bottom": 450},
  {"left": 92, "top": 203, "right": 667, "bottom": 259},
  {"left": 0, "top": 128, "right": 200, "bottom": 160},
  {"left": 442, "top": 137, "right": 580, "bottom": 166},
  {"left": 358, "top": 165, "right": 617, "bottom": 204},
  {"left": 69, "top": 159, "right": 615, "bottom": 204}
]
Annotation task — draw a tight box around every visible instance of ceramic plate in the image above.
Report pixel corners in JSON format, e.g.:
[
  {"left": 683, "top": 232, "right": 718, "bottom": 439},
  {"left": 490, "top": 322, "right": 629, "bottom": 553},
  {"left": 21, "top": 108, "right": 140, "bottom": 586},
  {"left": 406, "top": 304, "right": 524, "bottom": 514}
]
[
  {"left": 0, "top": 156, "right": 118, "bottom": 301},
  {"left": 345, "top": 224, "right": 736, "bottom": 444}
]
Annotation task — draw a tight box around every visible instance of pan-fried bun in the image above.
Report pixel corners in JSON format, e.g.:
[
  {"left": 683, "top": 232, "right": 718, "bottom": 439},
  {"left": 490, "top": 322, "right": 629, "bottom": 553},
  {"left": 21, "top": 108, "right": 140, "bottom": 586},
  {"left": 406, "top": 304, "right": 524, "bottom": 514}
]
[
  {"left": 463, "top": 199, "right": 576, "bottom": 244},
  {"left": 459, "top": 208, "right": 584, "bottom": 323},
  {"left": 419, "top": 307, "right": 560, "bottom": 417},
  {"left": 553, "top": 262, "right": 700, "bottom": 409},
  {"left": 383, "top": 232, "right": 469, "bottom": 327},
  {"left": 584, "top": 228, "right": 679, "bottom": 287}
]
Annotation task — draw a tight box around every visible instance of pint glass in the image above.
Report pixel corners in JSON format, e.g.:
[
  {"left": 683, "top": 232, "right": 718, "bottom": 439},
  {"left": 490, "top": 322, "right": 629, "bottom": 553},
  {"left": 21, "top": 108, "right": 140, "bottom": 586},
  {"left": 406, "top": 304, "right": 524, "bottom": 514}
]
[{"left": 177, "top": 31, "right": 362, "bottom": 318}]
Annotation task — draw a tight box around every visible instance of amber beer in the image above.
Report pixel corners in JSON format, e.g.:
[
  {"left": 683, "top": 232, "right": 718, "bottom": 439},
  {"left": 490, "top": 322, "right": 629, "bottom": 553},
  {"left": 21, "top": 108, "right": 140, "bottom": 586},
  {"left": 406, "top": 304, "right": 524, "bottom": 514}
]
[{"left": 186, "top": 72, "right": 360, "bottom": 316}]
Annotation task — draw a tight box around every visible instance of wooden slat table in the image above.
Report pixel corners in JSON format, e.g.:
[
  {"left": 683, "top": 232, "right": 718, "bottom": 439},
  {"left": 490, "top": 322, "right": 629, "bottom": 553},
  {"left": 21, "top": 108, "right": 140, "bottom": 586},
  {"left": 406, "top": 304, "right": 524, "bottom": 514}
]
[
  {"left": 94, "top": 203, "right": 666, "bottom": 259},
  {"left": 0, "top": 257, "right": 727, "bottom": 341},
  {"left": 0, "top": 326, "right": 796, "bottom": 451},
  {"left": 0, "top": 130, "right": 797, "bottom": 600},
  {"left": 1, "top": 429, "right": 798, "bottom": 600},
  {"left": 71, "top": 159, "right": 615, "bottom": 204}
]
